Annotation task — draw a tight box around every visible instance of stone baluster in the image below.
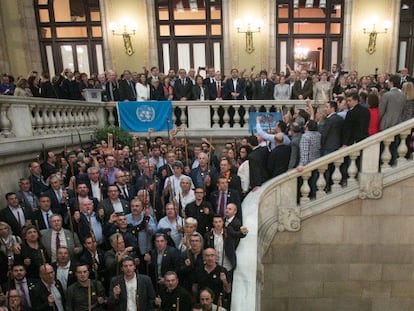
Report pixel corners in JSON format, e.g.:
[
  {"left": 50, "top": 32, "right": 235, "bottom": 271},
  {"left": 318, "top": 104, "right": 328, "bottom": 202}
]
[
  {"left": 347, "top": 151, "right": 360, "bottom": 185},
  {"left": 243, "top": 107, "right": 249, "bottom": 128},
  {"left": 397, "top": 131, "right": 410, "bottom": 165},
  {"left": 211, "top": 105, "right": 220, "bottom": 128},
  {"left": 316, "top": 166, "right": 327, "bottom": 199},
  {"left": 48, "top": 107, "right": 57, "bottom": 133},
  {"left": 233, "top": 105, "right": 241, "bottom": 128},
  {"left": 84, "top": 108, "right": 91, "bottom": 128},
  {"left": 55, "top": 107, "right": 64, "bottom": 132},
  {"left": 33, "top": 105, "right": 43, "bottom": 134},
  {"left": 105, "top": 106, "right": 115, "bottom": 126},
  {"left": 92, "top": 108, "right": 99, "bottom": 127},
  {"left": 0, "top": 103, "right": 12, "bottom": 137},
  {"left": 79, "top": 109, "right": 86, "bottom": 127},
  {"left": 299, "top": 172, "right": 311, "bottom": 204},
  {"left": 68, "top": 107, "right": 76, "bottom": 128},
  {"left": 380, "top": 138, "right": 393, "bottom": 170},
  {"left": 222, "top": 106, "right": 230, "bottom": 128},
  {"left": 42, "top": 106, "right": 51, "bottom": 134},
  {"left": 179, "top": 105, "right": 187, "bottom": 127},
  {"left": 29, "top": 105, "right": 37, "bottom": 134},
  {"left": 61, "top": 107, "right": 70, "bottom": 130},
  {"left": 171, "top": 108, "right": 177, "bottom": 127},
  {"left": 331, "top": 159, "right": 344, "bottom": 192}
]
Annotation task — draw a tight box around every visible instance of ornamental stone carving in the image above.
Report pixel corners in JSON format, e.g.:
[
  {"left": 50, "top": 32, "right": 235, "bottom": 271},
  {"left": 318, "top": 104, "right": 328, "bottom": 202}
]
[
  {"left": 359, "top": 172, "right": 383, "bottom": 199},
  {"left": 277, "top": 207, "right": 301, "bottom": 232}
]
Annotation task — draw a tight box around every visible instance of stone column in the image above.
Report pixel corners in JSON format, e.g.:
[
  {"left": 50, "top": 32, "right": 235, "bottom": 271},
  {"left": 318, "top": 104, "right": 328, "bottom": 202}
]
[
  {"left": 100, "top": 0, "right": 113, "bottom": 71},
  {"left": 146, "top": 0, "right": 158, "bottom": 69},
  {"left": 0, "top": 2, "right": 10, "bottom": 72}
]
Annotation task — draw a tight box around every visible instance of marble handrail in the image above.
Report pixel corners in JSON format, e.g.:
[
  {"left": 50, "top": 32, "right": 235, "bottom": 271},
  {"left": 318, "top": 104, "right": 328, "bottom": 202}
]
[{"left": 233, "top": 117, "right": 414, "bottom": 311}]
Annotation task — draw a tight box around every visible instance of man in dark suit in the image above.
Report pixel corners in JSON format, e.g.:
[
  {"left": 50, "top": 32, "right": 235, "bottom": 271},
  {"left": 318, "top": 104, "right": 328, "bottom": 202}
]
[
  {"left": 29, "top": 264, "right": 65, "bottom": 311},
  {"left": 247, "top": 136, "right": 270, "bottom": 190},
  {"left": 115, "top": 170, "right": 136, "bottom": 202},
  {"left": 342, "top": 91, "right": 370, "bottom": 146},
  {"left": 203, "top": 67, "right": 218, "bottom": 100},
  {"left": 143, "top": 233, "right": 181, "bottom": 290},
  {"left": 98, "top": 184, "right": 130, "bottom": 222},
  {"left": 267, "top": 133, "right": 292, "bottom": 178},
  {"left": 118, "top": 70, "right": 136, "bottom": 101},
  {"left": 0, "top": 192, "right": 32, "bottom": 237},
  {"left": 29, "top": 161, "right": 49, "bottom": 197},
  {"left": 2, "top": 264, "right": 36, "bottom": 308},
  {"left": 253, "top": 70, "right": 274, "bottom": 100},
  {"left": 16, "top": 178, "right": 38, "bottom": 213},
  {"left": 210, "top": 176, "right": 241, "bottom": 220},
  {"left": 400, "top": 67, "right": 414, "bottom": 87},
  {"left": 223, "top": 68, "right": 245, "bottom": 100},
  {"left": 85, "top": 166, "right": 108, "bottom": 202},
  {"left": 105, "top": 70, "right": 120, "bottom": 102},
  {"left": 32, "top": 194, "right": 53, "bottom": 231},
  {"left": 292, "top": 70, "right": 313, "bottom": 99},
  {"left": 43, "top": 175, "right": 73, "bottom": 216},
  {"left": 224, "top": 203, "right": 248, "bottom": 248},
  {"left": 51, "top": 247, "right": 77, "bottom": 291},
  {"left": 79, "top": 235, "right": 106, "bottom": 284},
  {"left": 108, "top": 257, "right": 155, "bottom": 311},
  {"left": 321, "top": 101, "right": 344, "bottom": 155},
  {"left": 173, "top": 68, "right": 192, "bottom": 100},
  {"left": 218, "top": 157, "right": 242, "bottom": 196}
]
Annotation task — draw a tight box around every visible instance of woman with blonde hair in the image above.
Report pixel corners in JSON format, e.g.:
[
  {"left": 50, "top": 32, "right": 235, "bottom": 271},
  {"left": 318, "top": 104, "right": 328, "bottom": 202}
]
[{"left": 401, "top": 82, "right": 414, "bottom": 121}]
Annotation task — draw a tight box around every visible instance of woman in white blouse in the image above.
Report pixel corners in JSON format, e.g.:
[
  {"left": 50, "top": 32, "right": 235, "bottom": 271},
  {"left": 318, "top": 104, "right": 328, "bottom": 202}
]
[
  {"left": 273, "top": 75, "right": 291, "bottom": 100},
  {"left": 135, "top": 73, "right": 150, "bottom": 101}
]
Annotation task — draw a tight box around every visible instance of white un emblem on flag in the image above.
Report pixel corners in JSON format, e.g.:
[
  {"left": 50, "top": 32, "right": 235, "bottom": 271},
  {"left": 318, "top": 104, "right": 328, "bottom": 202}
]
[{"left": 136, "top": 105, "right": 156, "bottom": 122}]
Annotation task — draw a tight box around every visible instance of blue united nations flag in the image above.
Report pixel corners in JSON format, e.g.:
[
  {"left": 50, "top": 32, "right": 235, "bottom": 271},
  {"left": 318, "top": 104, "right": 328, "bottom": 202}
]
[{"left": 117, "top": 101, "right": 172, "bottom": 132}]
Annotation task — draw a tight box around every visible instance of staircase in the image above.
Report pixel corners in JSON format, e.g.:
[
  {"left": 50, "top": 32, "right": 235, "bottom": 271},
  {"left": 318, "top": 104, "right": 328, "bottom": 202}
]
[{"left": 232, "top": 118, "right": 414, "bottom": 311}]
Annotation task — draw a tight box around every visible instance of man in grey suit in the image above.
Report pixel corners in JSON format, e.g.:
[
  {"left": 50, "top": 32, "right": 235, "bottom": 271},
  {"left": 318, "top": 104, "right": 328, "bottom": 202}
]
[
  {"left": 379, "top": 75, "right": 406, "bottom": 131},
  {"left": 379, "top": 75, "right": 406, "bottom": 164},
  {"left": 41, "top": 213, "right": 82, "bottom": 262},
  {"left": 108, "top": 256, "right": 155, "bottom": 310}
]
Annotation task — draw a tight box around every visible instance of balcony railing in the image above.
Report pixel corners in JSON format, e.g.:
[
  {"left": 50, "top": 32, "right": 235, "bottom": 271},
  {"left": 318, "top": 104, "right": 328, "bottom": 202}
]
[{"left": 0, "top": 96, "right": 307, "bottom": 139}]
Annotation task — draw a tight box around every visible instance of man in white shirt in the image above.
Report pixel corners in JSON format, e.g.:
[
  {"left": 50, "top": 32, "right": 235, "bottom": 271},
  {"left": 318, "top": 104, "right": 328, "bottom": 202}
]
[
  {"left": 109, "top": 256, "right": 155, "bottom": 310},
  {"left": 53, "top": 247, "right": 76, "bottom": 291}
]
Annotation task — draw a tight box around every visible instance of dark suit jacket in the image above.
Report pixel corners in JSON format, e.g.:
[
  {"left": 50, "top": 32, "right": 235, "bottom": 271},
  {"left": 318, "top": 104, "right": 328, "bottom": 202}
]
[
  {"left": 226, "top": 216, "right": 247, "bottom": 249},
  {"left": 79, "top": 248, "right": 106, "bottom": 281},
  {"left": 32, "top": 209, "right": 52, "bottom": 231},
  {"left": 0, "top": 206, "right": 32, "bottom": 237},
  {"left": 173, "top": 78, "right": 192, "bottom": 100},
  {"left": 43, "top": 188, "right": 74, "bottom": 216},
  {"left": 116, "top": 183, "right": 136, "bottom": 202},
  {"left": 203, "top": 77, "right": 219, "bottom": 100},
  {"left": 248, "top": 146, "right": 270, "bottom": 188},
  {"left": 210, "top": 189, "right": 241, "bottom": 222},
  {"left": 30, "top": 174, "right": 49, "bottom": 197},
  {"left": 29, "top": 279, "right": 66, "bottom": 311},
  {"left": 108, "top": 273, "right": 155, "bottom": 311},
  {"left": 342, "top": 104, "right": 370, "bottom": 145},
  {"left": 16, "top": 190, "right": 37, "bottom": 213},
  {"left": 51, "top": 262, "right": 77, "bottom": 289},
  {"left": 148, "top": 246, "right": 181, "bottom": 287},
  {"left": 223, "top": 78, "right": 245, "bottom": 100},
  {"left": 292, "top": 78, "right": 313, "bottom": 99},
  {"left": 118, "top": 79, "right": 136, "bottom": 101},
  {"left": 205, "top": 228, "right": 238, "bottom": 269},
  {"left": 321, "top": 113, "right": 344, "bottom": 152},
  {"left": 253, "top": 79, "right": 274, "bottom": 100},
  {"left": 99, "top": 198, "right": 130, "bottom": 222},
  {"left": 85, "top": 179, "right": 108, "bottom": 201},
  {"left": 267, "top": 144, "right": 291, "bottom": 178},
  {"left": 192, "top": 85, "right": 209, "bottom": 100},
  {"left": 105, "top": 81, "right": 120, "bottom": 101}
]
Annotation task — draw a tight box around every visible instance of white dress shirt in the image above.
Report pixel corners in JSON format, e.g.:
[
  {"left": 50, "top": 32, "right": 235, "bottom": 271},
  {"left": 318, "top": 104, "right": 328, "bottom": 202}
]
[{"left": 125, "top": 273, "right": 137, "bottom": 311}]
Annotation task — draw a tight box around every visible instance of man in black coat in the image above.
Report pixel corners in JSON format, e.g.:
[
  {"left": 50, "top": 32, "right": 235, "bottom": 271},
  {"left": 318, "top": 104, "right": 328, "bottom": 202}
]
[
  {"left": 321, "top": 101, "right": 344, "bottom": 155},
  {"left": 253, "top": 70, "right": 274, "bottom": 100},
  {"left": 267, "top": 133, "right": 291, "bottom": 178},
  {"left": 108, "top": 257, "right": 155, "bottom": 311},
  {"left": 210, "top": 176, "right": 241, "bottom": 220},
  {"left": 247, "top": 136, "right": 270, "bottom": 190},
  {"left": 173, "top": 69, "right": 192, "bottom": 100},
  {"left": 342, "top": 92, "right": 370, "bottom": 146},
  {"left": 118, "top": 70, "right": 136, "bottom": 101},
  {"left": 0, "top": 192, "right": 32, "bottom": 238},
  {"left": 29, "top": 264, "right": 66, "bottom": 311}
]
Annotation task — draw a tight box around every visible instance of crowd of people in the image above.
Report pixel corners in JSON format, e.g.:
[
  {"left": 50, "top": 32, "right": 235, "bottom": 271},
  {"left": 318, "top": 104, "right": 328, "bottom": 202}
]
[{"left": 0, "top": 63, "right": 414, "bottom": 310}]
